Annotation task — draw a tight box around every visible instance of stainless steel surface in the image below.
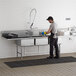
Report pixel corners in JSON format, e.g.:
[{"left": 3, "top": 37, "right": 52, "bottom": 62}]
[
  {"left": 1, "top": 29, "right": 50, "bottom": 41},
  {"left": 2, "top": 29, "right": 48, "bottom": 37}
]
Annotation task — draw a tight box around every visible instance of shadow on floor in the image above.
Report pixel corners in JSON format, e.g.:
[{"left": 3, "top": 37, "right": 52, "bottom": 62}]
[{"left": 4, "top": 56, "right": 76, "bottom": 68}]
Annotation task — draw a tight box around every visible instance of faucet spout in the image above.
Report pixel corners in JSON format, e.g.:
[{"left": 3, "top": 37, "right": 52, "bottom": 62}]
[{"left": 29, "top": 8, "right": 37, "bottom": 29}]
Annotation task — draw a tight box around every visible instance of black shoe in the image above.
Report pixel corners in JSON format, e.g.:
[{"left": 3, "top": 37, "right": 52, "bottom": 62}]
[
  {"left": 47, "top": 56, "right": 53, "bottom": 59},
  {"left": 54, "top": 56, "right": 59, "bottom": 59}
]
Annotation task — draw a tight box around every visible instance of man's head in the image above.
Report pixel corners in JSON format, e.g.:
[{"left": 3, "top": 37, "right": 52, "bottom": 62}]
[{"left": 47, "top": 16, "right": 54, "bottom": 23}]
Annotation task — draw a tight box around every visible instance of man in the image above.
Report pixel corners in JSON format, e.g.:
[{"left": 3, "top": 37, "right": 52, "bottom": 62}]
[{"left": 46, "top": 16, "right": 60, "bottom": 59}]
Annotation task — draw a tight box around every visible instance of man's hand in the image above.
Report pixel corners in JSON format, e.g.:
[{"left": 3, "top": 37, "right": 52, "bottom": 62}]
[
  {"left": 46, "top": 29, "right": 51, "bottom": 34},
  {"left": 41, "top": 29, "right": 51, "bottom": 35}
]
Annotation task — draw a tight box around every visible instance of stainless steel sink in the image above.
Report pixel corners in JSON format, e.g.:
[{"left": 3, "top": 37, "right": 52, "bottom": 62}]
[
  {"left": 1, "top": 29, "right": 47, "bottom": 38},
  {"left": 25, "top": 30, "right": 33, "bottom": 35},
  {"left": 24, "top": 29, "right": 41, "bottom": 36}
]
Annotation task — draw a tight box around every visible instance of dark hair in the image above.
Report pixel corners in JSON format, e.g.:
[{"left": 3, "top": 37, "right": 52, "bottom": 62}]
[{"left": 47, "top": 16, "right": 53, "bottom": 21}]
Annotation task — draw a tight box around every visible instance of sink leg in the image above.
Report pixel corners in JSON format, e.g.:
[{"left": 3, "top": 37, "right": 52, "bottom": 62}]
[
  {"left": 16, "top": 45, "right": 23, "bottom": 59},
  {"left": 16, "top": 45, "right": 18, "bottom": 57},
  {"left": 20, "top": 46, "right": 23, "bottom": 59}
]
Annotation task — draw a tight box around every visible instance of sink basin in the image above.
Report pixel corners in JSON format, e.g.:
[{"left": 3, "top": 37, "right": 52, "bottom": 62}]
[
  {"left": 25, "top": 29, "right": 40, "bottom": 36},
  {"left": 25, "top": 30, "right": 33, "bottom": 35}
]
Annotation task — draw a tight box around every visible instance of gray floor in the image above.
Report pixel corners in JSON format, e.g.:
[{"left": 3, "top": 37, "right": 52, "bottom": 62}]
[{"left": 0, "top": 53, "right": 76, "bottom": 76}]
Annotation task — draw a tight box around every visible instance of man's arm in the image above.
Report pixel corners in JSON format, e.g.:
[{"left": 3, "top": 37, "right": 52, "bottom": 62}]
[
  {"left": 46, "top": 28, "right": 51, "bottom": 34},
  {"left": 46, "top": 24, "right": 53, "bottom": 34}
]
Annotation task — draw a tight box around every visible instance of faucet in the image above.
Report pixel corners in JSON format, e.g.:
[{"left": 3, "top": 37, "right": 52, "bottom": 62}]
[{"left": 29, "top": 8, "right": 37, "bottom": 29}]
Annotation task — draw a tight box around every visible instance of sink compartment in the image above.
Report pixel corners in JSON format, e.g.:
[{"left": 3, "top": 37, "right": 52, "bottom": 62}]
[
  {"left": 16, "top": 38, "right": 34, "bottom": 46},
  {"left": 36, "top": 37, "right": 48, "bottom": 45}
]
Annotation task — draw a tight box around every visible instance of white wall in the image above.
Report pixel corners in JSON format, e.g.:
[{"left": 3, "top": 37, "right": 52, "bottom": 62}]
[{"left": 0, "top": 0, "right": 76, "bottom": 58}]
